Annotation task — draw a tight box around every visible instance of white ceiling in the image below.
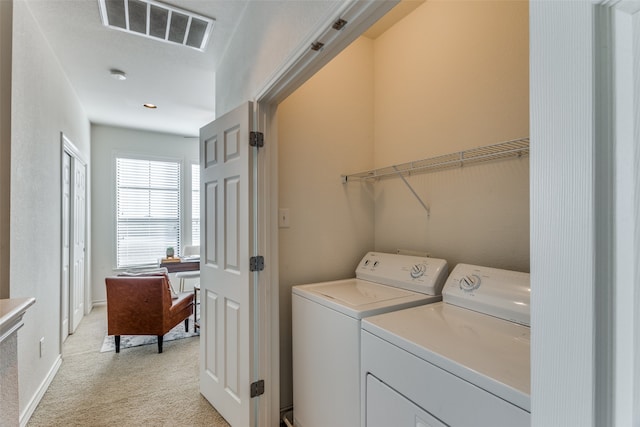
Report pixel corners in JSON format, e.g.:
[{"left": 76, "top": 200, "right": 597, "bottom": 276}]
[
  {"left": 27, "top": 0, "right": 250, "bottom": 137},
  {"left": 25, "top": 0, "right": 421, "bottom": 138}
]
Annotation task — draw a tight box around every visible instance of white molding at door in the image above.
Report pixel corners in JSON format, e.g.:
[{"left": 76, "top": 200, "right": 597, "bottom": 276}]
[
  {"left": 609, "top": 3, "right": 640, "bottom": 424},
  {"left": 532, "top": 2, "right": 640, "bottom": 425},
  {"left": 529, "top": 1, "right": 613, "bottom": 425},
  {"left": 253, "top": 102, "right": 280, "bottom": 427},
  {"left": 61, "top": 133, "right": 89, "bottom": 334},
  {"left": 61, "top": 133, "right": 91, "bottom": 315},
  {"left": 62, "top": 133, "right": 87, "bottom": 165},
  {"left": 256, "top": 0, "right": 398, "bottom": 105}
]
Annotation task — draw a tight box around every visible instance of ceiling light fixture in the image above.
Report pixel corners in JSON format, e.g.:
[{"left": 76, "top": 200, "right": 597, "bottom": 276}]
[
  {"left": 143, "top": 103, "right": 158, "bottom": 109},
  {"left": 110, "top": 69, "right": 127, "bottom": 80}
]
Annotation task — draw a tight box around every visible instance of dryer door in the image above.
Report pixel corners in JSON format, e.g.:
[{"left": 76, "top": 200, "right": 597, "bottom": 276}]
[{"left": 366, "top": 374, "right": 447, "bottom": 427}]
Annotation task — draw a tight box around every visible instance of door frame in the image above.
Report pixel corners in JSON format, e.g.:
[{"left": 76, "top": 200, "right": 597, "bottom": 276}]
[
  {"left": 60, "top": 133, "right": 89, "bottom": 343},
  {"left": 608, "top": 1, "right": 640, "bottom": 422},
  {"left": 61, "top": 149, "right": 71, "bottom": 343},
  {"left": 530, "top": 0, "right": 638, "bottom": 425}
]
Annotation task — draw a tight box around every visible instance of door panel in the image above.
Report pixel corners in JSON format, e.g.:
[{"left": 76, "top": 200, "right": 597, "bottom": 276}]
[
  {"left": 70, "top": 159, "right": 86, "bottom": 333},
  {"left": 200, "top": 102, "right": 254, "bottom": 427},
  {"left": 205, "top": 181, "right": 218, "bottom": 264},
  {"left": 61, "top": 152, "right": 71, "bottom": 341},
  {"left": 225, "top": 299, "right": 240, "bottom": 401},
  {"left": 204, "top": 290, "right": 219, "bottom": 381},
  {"left": 225, "top": 177, "right": 240, "bottom": 271}
]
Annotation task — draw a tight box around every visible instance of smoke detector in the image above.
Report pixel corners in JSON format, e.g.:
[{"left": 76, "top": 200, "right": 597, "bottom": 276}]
[
  {"left": 98, "top": 0, "right": 215, "bottom": 52},
  {"left": 110, "top": 69, "right": 127, "bottom": 80}
]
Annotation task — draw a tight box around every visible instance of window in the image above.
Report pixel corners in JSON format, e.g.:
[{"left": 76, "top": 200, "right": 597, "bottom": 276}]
[
  {"left": 191, "top": 163, "right": 200, "bottom": 247},
  {"left": 116, "top": 157, "right": 181, "bottom": 268}
]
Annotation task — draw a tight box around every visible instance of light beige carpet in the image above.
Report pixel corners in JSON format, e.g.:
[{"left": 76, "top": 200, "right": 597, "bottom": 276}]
[{"left": 27, "top": 305, "right": 230, "bottom": 427}]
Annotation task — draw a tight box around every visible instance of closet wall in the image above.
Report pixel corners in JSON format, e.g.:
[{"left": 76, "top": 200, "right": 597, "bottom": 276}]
[
  {"left": 278, "top": 0, "right": 529, "bottom": 410},
  {"left": 372, "top": 0, "right": 529, "bottom": 271},
  {"left": 277, "top": 36, "right": 375, "bottom": 408}
]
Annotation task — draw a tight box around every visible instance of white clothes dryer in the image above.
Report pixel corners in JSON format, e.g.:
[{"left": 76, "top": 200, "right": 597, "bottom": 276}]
[
  {"left": 361, "top": 264, "right": 531, "bottom": 427},
  {"left": 292, "top": 252, "right": 449, "bottom": 427}
]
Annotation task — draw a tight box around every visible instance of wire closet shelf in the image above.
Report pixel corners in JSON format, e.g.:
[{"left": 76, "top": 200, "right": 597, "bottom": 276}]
[{"left": 341, "top": 137, "right": 530, "bottom": 183}]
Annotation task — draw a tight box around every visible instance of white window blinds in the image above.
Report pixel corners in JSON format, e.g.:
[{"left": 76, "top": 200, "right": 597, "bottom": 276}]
[
  {"left": 191, "top": 163, "right": 200, "bottom": 247},
  {"left": 116, "top": 157, "right": 181, "bottom": 268}
]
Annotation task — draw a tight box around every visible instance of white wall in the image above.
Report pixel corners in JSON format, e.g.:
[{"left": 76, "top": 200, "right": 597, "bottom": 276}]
[
  {"left": 216, "top": 0, "right": 341, "bottom": 116},
  {"left": 90, "top": 124, "right": 198, "bottom": 303},
  {"left": 373, "top": 1, "right": 529, "bottom": 165},
  {"left": 372, "top": 0, "right": 530, "bottom": 271},
  {"left": 0, "top": 0, "right": 12, "bottom": 299},
  {"left": 277, "top": 37, "right": 376, "bottom": 409},
  {"left": 10, "top": 0, "right": 91, "bottom": 421}
]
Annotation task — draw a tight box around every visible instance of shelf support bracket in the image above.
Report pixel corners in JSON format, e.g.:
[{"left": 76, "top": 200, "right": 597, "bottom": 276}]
[{"left": 392, "top": 166, "right": 430, "bottom": 217}]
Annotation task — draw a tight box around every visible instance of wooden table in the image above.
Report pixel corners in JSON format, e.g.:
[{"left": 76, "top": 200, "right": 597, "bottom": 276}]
[
  {"left": 159, "top": 259, "right": 200, "bottom": 273},
  {"left": 193, "top": 283, "right": 200, "bottom": 331}
]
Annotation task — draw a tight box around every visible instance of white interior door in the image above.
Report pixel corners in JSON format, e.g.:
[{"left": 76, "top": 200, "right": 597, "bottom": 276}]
[
  {"left": 199, "top": 102, "right": 257, "bottom": 427},
  {"left": 61, "top": 152, "right": 71, "bottom": 342},
  {"left": 70, "top": 157, "right": 86, "bottom": 333}
]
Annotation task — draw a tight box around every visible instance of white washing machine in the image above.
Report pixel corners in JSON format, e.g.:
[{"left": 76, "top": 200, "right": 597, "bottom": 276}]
[
  {"left": 292, "top": 251, "right": 449, "bottom": 427},
  {"left": 361, "top": 264, "right": 530, "bottom": 427}
]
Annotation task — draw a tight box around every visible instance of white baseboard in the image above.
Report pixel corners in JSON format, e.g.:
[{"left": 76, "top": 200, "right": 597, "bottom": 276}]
[{"left": 19, "top": 355, "right": 62, "bottom": 427}]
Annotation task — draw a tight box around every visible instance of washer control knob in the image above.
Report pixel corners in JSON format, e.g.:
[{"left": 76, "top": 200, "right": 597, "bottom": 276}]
[
  {"left": 410, "top": 263, "right": 427, "bottom": 279},
  {"left": 459, "top": 274, "right": 481, "bottom": 292}
]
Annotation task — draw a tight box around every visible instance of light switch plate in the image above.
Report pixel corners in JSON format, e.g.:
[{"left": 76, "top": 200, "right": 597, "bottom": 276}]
[{"left": 279, "top": 208, "right": 290, "bottom": 228}]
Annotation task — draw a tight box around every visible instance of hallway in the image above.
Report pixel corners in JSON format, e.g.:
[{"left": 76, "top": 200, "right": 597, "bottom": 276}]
[{"left": 27, "top": 305, "right": 229, "bottom": 426}]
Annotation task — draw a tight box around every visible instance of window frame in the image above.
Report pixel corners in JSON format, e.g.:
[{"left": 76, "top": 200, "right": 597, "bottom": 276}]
[
  {"left": 189, "top": 161, "right": 200, "bottom": 248},
  {"left": 112, "top": 152, "right": 198, "bottom": 269}
]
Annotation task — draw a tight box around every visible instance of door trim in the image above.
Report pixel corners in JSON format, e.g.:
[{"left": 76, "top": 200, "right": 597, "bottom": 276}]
[
  {"left": 606, "top": 1, "right": 640, "bottom": 423},
  {"left": 60, "top": 133, "right": 89, "bottom": 344}
]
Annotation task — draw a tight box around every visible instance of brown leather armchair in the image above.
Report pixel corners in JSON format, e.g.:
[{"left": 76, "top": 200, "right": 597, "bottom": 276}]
[{"left": 105, "top": 274, "right": 194, "bottom": 353}]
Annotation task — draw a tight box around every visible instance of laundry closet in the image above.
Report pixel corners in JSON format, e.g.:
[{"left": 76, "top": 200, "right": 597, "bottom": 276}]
[{"left": 277, "top": 0, "right": 529, "bottom": 412}]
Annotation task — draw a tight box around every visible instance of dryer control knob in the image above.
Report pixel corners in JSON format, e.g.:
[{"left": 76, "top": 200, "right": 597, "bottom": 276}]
[
  {"left": 459, "top": 274, "right": 481, "bottom": 292},
  {"left": 410, "top": 263, "right": 427, "bottom": 279}
]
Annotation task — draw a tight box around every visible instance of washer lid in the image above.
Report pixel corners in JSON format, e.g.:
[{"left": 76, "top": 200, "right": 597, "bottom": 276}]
[
  {"left": 313, "top": 280, "right": 414, "bottom": 306},
  {"left": 292, "top": 278, "right": 441, "bottom": 319}
]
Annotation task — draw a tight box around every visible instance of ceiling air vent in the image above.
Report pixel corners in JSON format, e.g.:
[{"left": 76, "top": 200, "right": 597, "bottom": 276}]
[{"left": 98, "top": 0, "right": 215, "bottom": 52}]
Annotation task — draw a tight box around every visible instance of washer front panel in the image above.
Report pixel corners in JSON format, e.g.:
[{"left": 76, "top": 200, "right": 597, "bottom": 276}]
[
  {"left": 361, "top": 329, "right": 530, "bottom": 427},
  {"left": 362, "top": 302, "right": 530, "bottom": 411}
]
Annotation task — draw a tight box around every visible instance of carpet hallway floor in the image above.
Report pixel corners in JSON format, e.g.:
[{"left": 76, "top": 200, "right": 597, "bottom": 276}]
[{"left": 27, "top": 305, "right": 230, "bottom": 427}]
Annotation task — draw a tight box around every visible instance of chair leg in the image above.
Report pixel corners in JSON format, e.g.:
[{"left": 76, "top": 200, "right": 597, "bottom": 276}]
[
  {"left": 114, "top": 336, "right": 120, "bottom": 353},
  {"left": 184, "top": 318, "right": 189, "bottom": 332},
  {"left": 157, "top": 336, "right": 163, "bottom": 353}
]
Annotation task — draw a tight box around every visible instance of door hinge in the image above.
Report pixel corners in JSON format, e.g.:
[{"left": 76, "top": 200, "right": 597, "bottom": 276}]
[
  {"left": 249, "top": 131, "right": 264, "bottom": 148},
  {"left": 250, "top": 379, "right": 265, "bottom": 398},
  {"left": 310, "top": 41, "right": 324, "bottom": 51},
  {"left": 250, "top": 256, "right": 264, "bottom": 272},
  {"left": 332, "top": 18, "right": 347, "bottom": 31}
]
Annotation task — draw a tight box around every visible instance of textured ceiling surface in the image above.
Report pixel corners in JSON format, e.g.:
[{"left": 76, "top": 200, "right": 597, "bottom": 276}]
[
  {"left": 27, "top": 0, "right": 249, "bottom": 136},
  {"left": 25, "top": 0, "right": 419, "bottom": 137}
]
